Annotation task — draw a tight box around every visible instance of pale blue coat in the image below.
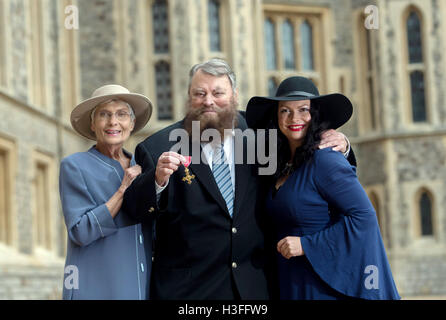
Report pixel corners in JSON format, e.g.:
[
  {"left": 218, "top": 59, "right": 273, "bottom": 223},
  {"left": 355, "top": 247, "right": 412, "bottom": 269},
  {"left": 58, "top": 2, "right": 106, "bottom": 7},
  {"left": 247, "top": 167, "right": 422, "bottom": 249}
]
[{"left": 59, "top": 146, "right": 152, "bottom": 300}]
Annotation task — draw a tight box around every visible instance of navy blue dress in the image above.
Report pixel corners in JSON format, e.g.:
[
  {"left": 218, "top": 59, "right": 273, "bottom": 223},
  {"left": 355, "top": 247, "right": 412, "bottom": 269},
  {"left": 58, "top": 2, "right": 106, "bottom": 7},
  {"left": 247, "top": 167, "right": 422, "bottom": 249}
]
[{"left": 266, "top": 148, "right": 400, "bottom": 300}]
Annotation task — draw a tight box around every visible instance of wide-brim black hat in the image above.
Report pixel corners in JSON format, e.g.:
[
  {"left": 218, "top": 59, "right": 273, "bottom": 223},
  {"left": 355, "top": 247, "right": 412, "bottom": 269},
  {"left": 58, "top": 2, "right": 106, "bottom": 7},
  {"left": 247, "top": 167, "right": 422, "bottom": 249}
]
[{"left": 246, "top": 76, "right": 353, "bottom": 130}]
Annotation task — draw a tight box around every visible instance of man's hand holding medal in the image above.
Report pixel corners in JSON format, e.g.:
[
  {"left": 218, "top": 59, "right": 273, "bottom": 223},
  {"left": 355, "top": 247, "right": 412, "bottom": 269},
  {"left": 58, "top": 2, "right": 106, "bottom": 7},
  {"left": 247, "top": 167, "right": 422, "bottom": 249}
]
[{"left": 155, "top": 152, "right": 195, "bottom": 186}]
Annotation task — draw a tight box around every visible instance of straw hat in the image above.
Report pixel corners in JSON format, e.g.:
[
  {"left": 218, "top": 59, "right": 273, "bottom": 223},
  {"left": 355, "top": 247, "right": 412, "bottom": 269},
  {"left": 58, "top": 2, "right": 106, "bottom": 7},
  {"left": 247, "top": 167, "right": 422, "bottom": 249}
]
[{"left": 70, "top": 84, "right": 153, "bottom": 140}]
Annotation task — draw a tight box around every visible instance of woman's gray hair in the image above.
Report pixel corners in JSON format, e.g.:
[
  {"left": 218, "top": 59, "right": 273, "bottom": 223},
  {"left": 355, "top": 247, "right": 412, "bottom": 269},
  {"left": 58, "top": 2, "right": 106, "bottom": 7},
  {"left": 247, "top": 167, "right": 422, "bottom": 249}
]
[
  {"left": 90, "top": 99, "right": 136, "bottom": 123},
  {"left": 188, "top": 58, "right": 237, "bottom": 94}
]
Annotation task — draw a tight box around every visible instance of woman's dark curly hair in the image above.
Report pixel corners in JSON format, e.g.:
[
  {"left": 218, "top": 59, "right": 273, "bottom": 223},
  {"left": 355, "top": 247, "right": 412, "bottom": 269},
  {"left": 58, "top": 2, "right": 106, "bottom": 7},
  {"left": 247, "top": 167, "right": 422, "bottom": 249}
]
[{"left": 267, "top": 100, "right": 330, "bottom": 180}]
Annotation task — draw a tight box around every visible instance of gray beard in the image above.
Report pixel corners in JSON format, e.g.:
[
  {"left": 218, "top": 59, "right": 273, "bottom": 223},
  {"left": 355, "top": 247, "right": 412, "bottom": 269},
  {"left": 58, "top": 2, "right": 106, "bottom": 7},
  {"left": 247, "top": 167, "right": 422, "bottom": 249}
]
[{"left": 183, "top": 98, "right": 239, "bottom": 142}]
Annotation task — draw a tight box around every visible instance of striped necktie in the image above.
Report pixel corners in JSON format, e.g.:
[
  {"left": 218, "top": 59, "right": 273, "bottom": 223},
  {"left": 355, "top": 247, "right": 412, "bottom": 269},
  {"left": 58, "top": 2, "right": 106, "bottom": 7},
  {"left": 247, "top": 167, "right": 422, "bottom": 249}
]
[{"left": 212, "top": 144, "right": 234, "bottom": 217}]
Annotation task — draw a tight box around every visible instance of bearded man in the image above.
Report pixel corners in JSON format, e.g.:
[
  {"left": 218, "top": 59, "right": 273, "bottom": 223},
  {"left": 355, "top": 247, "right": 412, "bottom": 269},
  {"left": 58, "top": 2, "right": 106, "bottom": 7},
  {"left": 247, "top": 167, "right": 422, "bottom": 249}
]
[{"left": 123, "top": 58, "right": 352, "bottom": 300}]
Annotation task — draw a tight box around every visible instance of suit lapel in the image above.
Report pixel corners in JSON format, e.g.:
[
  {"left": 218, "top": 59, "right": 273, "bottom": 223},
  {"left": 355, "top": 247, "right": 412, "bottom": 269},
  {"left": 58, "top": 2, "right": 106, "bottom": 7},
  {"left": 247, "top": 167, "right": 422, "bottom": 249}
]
[
  {"left": 184, "top": 134, "right": 230, "bottom": 217},
  {"left": 188, "top": 162, "right": 230, "bottom": 216}
]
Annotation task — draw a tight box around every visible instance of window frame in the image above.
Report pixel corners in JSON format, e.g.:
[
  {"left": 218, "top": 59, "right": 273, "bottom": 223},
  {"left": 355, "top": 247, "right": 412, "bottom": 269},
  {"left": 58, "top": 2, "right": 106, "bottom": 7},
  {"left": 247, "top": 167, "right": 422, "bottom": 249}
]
[
  {"left": 207, "top": 0, "right": 222, "bottom": 53},
  {"left": 154, "top": 60, "right": 173, "bottom": 121},
  {"left": 0, "top": 136, "right": 17, "bottom": 249},
  {"left": 261, "top": 4, "right": 328, "bottom": 95},
  {"left": 413, "top": 187, "right": 437, "bottom": 240},
  {"left": 27, "top": 0, "right": 50, "bottom": 109},
  {"left": 281, "top": 18, "right": 296, "bottom": 70},
  {"left": 205, "top": 0, "right": 229, "bottom": 60},
  {"left": 366, "top": 187, "right": 390, "bottom": 249},
  {"left": 355, "top": 10, "right": 379, "bottom": 133},
  {"left": 146, "top": 0, "right": 174, "bottom": 122},
  {"left": 31, "top": 150, "right": 57, "bottom": 254},
  {"left": 0, "top": 0, "right": 8, "bottom": 89},
  {"left": 264, "top": 17, "right": 277, "bottom": 71},
  {"left": 402, "top": 6, "right": 430, "bottom": 125},
  {"left": 59, "top": 0, "right": 81, "bottom": 127}
]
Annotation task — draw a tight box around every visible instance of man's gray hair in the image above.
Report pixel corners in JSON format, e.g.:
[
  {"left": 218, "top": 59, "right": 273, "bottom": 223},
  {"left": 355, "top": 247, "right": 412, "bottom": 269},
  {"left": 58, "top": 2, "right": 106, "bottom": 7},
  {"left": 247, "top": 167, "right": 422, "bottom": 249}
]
[
  {"left": 188, "top": 58, "right": 237, "bottom": 94},
  {"left": 90, "top": 99, "right": 136, "bottom": 123}
]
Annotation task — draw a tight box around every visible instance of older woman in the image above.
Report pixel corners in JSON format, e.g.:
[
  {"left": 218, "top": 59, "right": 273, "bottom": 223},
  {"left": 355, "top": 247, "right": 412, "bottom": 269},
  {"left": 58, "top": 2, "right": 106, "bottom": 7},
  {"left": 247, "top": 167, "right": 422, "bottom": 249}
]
[
  {"left": 59, "top": 84, "right": 153, "bottom": 299},
  {"left": 246, "top": 77, "right": 400, "bottom": 300}
]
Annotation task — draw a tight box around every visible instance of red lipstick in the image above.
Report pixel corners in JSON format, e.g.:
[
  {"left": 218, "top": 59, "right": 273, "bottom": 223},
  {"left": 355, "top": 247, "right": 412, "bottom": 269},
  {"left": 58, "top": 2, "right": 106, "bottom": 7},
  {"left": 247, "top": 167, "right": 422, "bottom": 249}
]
[{"left": 287, "top": 124, "right": 305, "bottom": 132}]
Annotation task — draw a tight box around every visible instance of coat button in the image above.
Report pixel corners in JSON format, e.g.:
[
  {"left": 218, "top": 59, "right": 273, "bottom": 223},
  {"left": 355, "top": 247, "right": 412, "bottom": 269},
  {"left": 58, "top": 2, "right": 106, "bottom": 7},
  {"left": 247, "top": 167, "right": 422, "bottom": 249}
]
[
  {"left": 232, "top": 227, "right": 237, "bottom": 234},
  {"left": 232, "top": 262, "right": 237, "bottom": 269},
  {"left": 139, "top": 235, "right": 143, "bottom": 244},
  {"left": 148, "top": 207, "right": 155, "bottom": 213}
]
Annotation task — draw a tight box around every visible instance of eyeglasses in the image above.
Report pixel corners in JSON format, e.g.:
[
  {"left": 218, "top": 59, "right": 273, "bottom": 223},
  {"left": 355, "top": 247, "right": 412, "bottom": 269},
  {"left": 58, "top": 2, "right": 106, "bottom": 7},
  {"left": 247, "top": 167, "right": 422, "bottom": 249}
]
[{"left": 96, "top": 110, "right": 131, "bottom": 121}]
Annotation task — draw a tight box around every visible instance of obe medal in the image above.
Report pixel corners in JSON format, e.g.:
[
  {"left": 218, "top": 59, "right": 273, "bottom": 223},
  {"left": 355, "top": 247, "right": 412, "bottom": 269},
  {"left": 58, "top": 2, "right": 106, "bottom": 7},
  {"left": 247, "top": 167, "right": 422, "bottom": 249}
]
[{"left": 182, "top": 156, "right": 195, "bottom": 185}]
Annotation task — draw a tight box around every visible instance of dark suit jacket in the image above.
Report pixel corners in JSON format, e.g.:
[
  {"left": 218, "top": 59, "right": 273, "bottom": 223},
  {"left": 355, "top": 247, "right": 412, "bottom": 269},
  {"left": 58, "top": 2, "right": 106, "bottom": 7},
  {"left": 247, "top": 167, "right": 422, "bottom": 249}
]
[{"left": 124, "top": 113, "right": 270, "bottom": 299}]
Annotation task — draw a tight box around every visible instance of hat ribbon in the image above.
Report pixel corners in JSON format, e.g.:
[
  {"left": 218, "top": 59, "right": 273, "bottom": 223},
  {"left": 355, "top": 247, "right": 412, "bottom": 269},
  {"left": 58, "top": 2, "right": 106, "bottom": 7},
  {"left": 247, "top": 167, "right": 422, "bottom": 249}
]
[{"left": 279, "top": 91, "right": 316, "bottom": 98}]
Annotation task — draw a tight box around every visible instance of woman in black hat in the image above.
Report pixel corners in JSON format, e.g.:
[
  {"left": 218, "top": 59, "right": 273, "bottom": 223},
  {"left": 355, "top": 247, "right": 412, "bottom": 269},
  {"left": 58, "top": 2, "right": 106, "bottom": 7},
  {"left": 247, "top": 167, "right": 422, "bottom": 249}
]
[{"left": 246, "top": 77, "right": 400, "bottom": 300}]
